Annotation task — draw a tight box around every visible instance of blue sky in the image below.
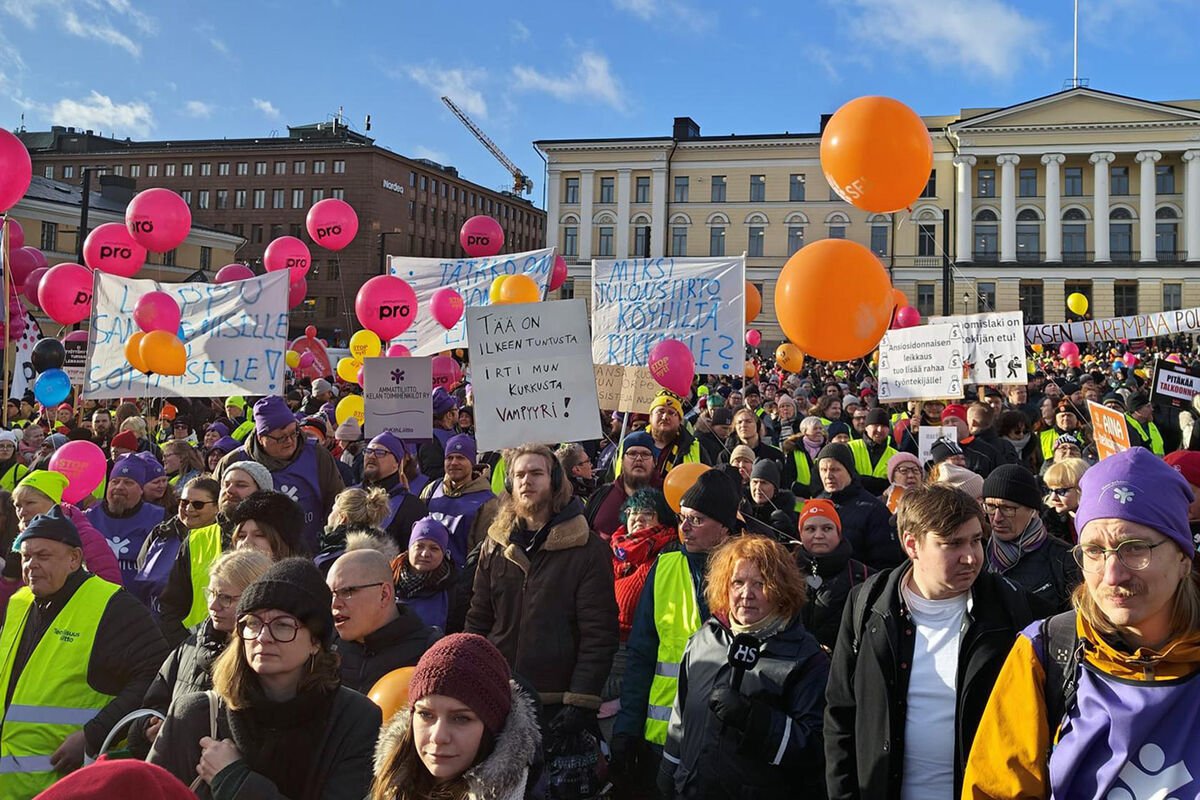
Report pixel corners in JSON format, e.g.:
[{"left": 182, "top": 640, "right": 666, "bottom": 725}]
[{"left": 2, "top": 0, "right": 1198, "bottom": 207}]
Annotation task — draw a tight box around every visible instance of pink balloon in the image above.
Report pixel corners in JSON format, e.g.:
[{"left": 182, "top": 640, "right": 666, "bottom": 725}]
[
  {"left": 0, "top": 129, "right": 32, "bottom": 213},
  {"left": 746, "top": 329, "right": 762, "bottom": 347},
  {"left": 459, "top": 215, "right": 504, "bottom": 257},
  {"left": 894, "top": 306, "right": 921, "bottom": 329},
  {"left": 125, "top": 188, "right": 192, "bottom": 252},
  {"left": 549, "top": 254, "right": 568, "bottom": 291},
  {"left": 355, "top": 275, "right": 417, "bottom": 340},
  {"left": 1122, "top": 352, "right": 1137, "bottom": 366},
  {"left": 49, "top": 440, "right": 107, "bottom": 504},
  {"left": 432, "top": 355, "right": 461, "bottom": 390},
  {"left": 430, "top": 287, "right": 464, "bottom": 330},
  {"left": 1168, "top": 354, "right": 1183, "bottom": 365},
  {"left": 304, "top": 325, "right": 317, "bottom": 340},
  {"left": 648, "top": 339, "right": 695, "bottom": 397},
  {"left": 264, "top": 236, "right": 311, "bottom": 278},
  {"left": 39, "top": 262, "right": 93, "bottom": 325},
  {"left": 1058, "top": 341, "right": 1080, "bottom": 358},
  {"left": 23, "top": 247, "right": 47, "bottom": 270},
  {"left": 7, "top": 247, "right": 37, "bottom": 287},
  {"left": 63, "top": 329, "right": 89, "bottom": 343},
  {"left": 83, "top": 222, "right": 147, "bottom": 277},
  {"left": 215, "top": 263, "right": 254, "bottom": 283},
  {"left": 305, "top": 198, "right": 359, "bottom": 251},
  {"left": 5, "top": 219, "right": 23, "bottom": 250},
  {"left": 7, "top": 297, "right": 23, "bottom": 338},
  {"left": 23, "top": 267, "right": 47, "bottom": 305},
  {"left": 386, "top": 344, "right": 411, "bottom": 358},
  {"left": 134, "top": 291, "right": 181, "bottom": 334},
  {"left": 298, "top": 351, "right": 315, "bottom": 369},
  {"left": 289, "top": 277, "right": 307, "bottom": 309},
  {"left": 356, "top": 366, "right": 365, "bottom": 387}
]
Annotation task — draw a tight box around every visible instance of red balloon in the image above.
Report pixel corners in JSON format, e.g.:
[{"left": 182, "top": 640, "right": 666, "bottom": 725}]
[
  {"left": 0, "top": 129, "right": 32, "bottom": 213},
  {"left": 63, "top": 329, "right": 88, "bottom": 342},
  {"left": 263, "top": 236, "right": 311, "bottom": 279},
  {"left": 23, "top": 267, "right": 47, "bottom": 306},
  {"left": 893, "top": 306, "right": 921, "bottom": 329},
  {"left": 549, "top": 254, "right": 568, "bottom": 291},
  {"left": 22, "top": 247, "right": 46, "bottom": 270},
  {"left": 1059, "top": 341, "right": 1080, "bottom": 358},
  {"left": 39, "top": 263, "right": 93, "bottom": 325},
  {"left": 305, "top": 325, "right": 317, "bottom": 340},
  {"left": 7, "top": 247, "right": 37, "bottom": 287},
  {"left": 356, "top": 275, "right": 417, "bottom": 340},
  {"left": 5, "top": 219, "right": 23, "bottom": 250},
  {"left": 305, "top": 198, "right": 359, "bottom": 251},
  {"left": 289, "top": 277, "right": 307, "bottom": 309},
  {"left": 459, "top": 216, "right": 504, "bottom": 257},
  {"left": 83, "top": 222, "right": 147, "bottom": 277},
  {"left": 125, "top": 188, "right": 192, "bottom": 252},
  {"left": 215, "top": 263, "right": 254, "bottom": 283}
]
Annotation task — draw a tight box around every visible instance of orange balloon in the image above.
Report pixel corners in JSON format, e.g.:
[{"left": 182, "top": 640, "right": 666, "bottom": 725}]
[
  {"left": 892, "top": 287, "right": 908, "bottom": 309},
  {"left": 820, "top": 96, "right": 933, "bottom": 213},
  {"left": 139, "top": 330, "right": 186, "bottom": 376},
  {"left": 125, "top": 331, "right": 148, "bottom": 373},
  {"left": 745, "top": 282, "right": 761, "bottom": 324},
  {"left": 774, "top": 239, "right": 894, "bottom": 362},
  {"left": 663, "top": 462, "right": 710, "bottom": 513},
  {"left": 368, "top": 666, "right": 415, "bottom": 722},
  {"left": 498, "top": 273, "right": 540, "bottom": 304},
  {"left": 775, "top": 343, "right": 805, "bottom": 373},
  {"left": 744, "top": 361, "right": 757, "bottom": 379}
]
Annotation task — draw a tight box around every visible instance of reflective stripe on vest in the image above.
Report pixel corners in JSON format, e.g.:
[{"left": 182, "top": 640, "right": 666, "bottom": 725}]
[
  {"left": 792, "top": 451, "right": 811, "bottom": 512},
  {"left": 1125, "top": 416, "right": 1165, "bottom": 456},
  {"left": 182, "top": 523, "right": 224, "bottom": 628},
  {"left": 644, "top": 551, "right": 702, "bottom": 745},
  {"left": 848, "top": 439, "right": 895, "bottom": 481},
  {"left": 0, "top": 577, "right": 119, "bottom": 799}
]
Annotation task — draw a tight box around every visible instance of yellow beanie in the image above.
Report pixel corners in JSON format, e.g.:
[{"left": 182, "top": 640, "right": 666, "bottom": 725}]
[
  {"left": 17, "top": 470, "right": 69, "bottom": 504},
  {"left": 649, "top": 391, "right": 684, "bottom": 418}
]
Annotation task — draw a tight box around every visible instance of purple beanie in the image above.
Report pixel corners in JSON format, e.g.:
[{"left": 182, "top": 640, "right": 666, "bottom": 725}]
[
  {"left": 253, "top": 396, "right": 296, "bottom": 436},
  {"left": 135, "top": 451, "right": 165, "bottom": 481},
  {"left": 205, "top": 422, "right": 230, "bottom": 437},
  {"left": 410, "top": 516, "right": 450, "bottom": 553},
  {"left": 111, "top": 453, "right": 147, "bottom": 485},
  {"left": 445, "top": 433, "right": 477, "bottom": 465},
  {"left": 1076, "top": 447, "right": 1195, "bottom": 557},
  {"left": 432, "top": 387, "right": 458, "bottom": 415},
  {"left": 368, "top": 432, "right": 407, "bottom": 464}
]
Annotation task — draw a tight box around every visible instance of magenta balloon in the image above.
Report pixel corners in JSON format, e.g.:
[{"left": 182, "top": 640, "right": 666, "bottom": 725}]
[
  {"left": 7, "top": 247, "right": 37, "bottom": 287},
  {"left": 385, "top": 344, "right": 411, "bottom": 358},
  {"left": 63, "top": 329, "right": 89, "bottom": 343},
  {"left": 648, "top": 339, "right": 695, "bottom": 397},
  {"left": 431, "top": 355, "right": 461, "bottom": 389},
  {"left": 5, "top": 219, "right": 23, "bottom": 250},
  {"left": 894, "top": 306, "right": 921, "bottom": 329},
  {"left": 22, "top": 247, "right": 47, "bottom": 270},
  {"left": 125, "top": 188, "right": 192, "bottom": 252},
  {"left": 39, "top": 263, "right": 93, "bottom": 325},
  {"left": 549, "top": 254, "right": 568, "bottom": 291},
  {"left": 134, "top": 291, "right": 181, "bottom": 334},
  {"left": 49, "top": 440, "right": 107, "bottom": 504},
  {"left": 459, "top": 215, "right": 504, "bottom": 258},
  {"left": 298, "top": 351, "right": 315, "bottom": 369},
  {"left": 305, "top": 198, "right": 359, "bottom": 251},
  {"left": 1123, "top": 352, "right": 1138, "bottom": 366},
  {"left": 746, "top": 329, "right": 762, "bottom": 347},
  {"left": 215, "top": 263, "right": 254, "bottom": 283},
  {"left": 429, "top": 287, "right": 465, "bottom": 330},
  {"left": 264, "top": 236, "right": 311, "bottom": 278},
  {"left": 23, "top": 267, "right": 48, "bottom": 305},
  {"left": 0, "top": 129, "right": 32, "bottom": 213},
  {"left": 288, "top": 277, "right": 308, "bottom": 309},
  {"left": 83, "top": 222, "right": 147, "bottom": 277},
  {"left": 7, "top": 297, "right": 23, "bottom": 338},
  {"left": 355, "top": 275, "right": 417, "bottom": 340},
  {"left": 1058, "top": 341, "right": 1080, "bottom": 358}
]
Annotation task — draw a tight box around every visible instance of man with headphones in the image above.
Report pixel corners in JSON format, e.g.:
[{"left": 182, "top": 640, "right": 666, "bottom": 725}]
[{"left": 465, "top": 442, "right": 619, "bottom": 746}]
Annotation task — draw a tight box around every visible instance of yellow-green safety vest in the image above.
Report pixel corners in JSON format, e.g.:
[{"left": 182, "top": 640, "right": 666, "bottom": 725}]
[
  {"left": 791, "top": 451, "right": 812, "bottom": 512},
  {"left": 644, "top": 551, "right": 702, "bottom": 745},
  {"left": 0, "top": 577, "right": 120, "bottom": 799},
  {"left": 490, "top": 455, "right": 507, "bottom": 496},
  {"left": 614, "top": 438, "right": 701, "bottom": 479},
  {"left": 1039, "top": 429, "right": 1059, "bottom": 461},
  {"left": 0, "top": 462, "right": 29, "bottom": 493},
  {"left": 848, "top": 439, "right": 896, "bottom": 481},
  {"left": 1125, "top": 416, "right": 1165, "bottom": 456},
  {"left": 232, "top": 420, "right": 255, "bottom": 443},
  {"left": 182, "top": 523, "right": 225, "bottom": 629}
]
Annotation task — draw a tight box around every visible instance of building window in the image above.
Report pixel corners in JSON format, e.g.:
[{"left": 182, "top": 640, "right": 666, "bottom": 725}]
[
  {"left": 42, "top": 165, "right": 52, "bottom": 179},
  {"left": 165, "top": 164, "right": 176, "bottom": 177},
  {"left": 920, "top": 169, "right": 937, "bottom": 198},
  {"left": 636, "top": 176, "right": 650, "bottom": 203},
  {"left": 1016, "top": 209, "right": 1040, "bottom": 261},
  {"left": 977, "top": 169, "right": 995, "bottom": 197},
  {"left": 634, "top": 225, "right": 650, "bottom": 257},
  {"left": 293, "top": 160, "right": 306, "bottom": 175},
  {"left": 272, "top": 189, "right": 285, "bottom": 209},
  {"left": 328, "top": 260, "right": 340, "bottom": 280},
  {"left": 198, "top": 190, "right": 210, "bottom": 209},
  {"left": 748, "top": 226, "right": 764, "bottom": 257},
  {"left": 1063, "top": 208, "right": 1087, "bottom": 262},
  {"left": 674, "top": 176, "right": 689, "bottom": 203},
  {"left": 1156, "top": 164, "right": 1176, "bottom": 194},
  {"left": 234, "top": 189, "right": 246, "bottom": 209},
  {"left": 333, "top": 160, "right": 346, "bottom": 173},
  {"left": 432, "top": 179, "right": 439, "bottom": 196},
  {"left": 313, "top": 161, "right": 326, "bottom": 175},
  {"left": 709, "top": 226, "right": 725, "bottom": 256},
  {"left": 129, "top": 164, "right": 141, "bottom": 178},
  {"left": 216, "top": 190, "right": 228, "bottom": 210},
  {"left": 182, "top": 163, "right": 194, "bottom": 177},
  {"left": 788, "top": 226, "right": 805, "bottom": 255},
  {"left": 237, "top": 162, "right": 248, "bottom": 175},
  {"left": 40, "top": 221, "right": 57, "bottom": 251},
  {"left": 829, "top": 185, "right": 842, "bottom": 202},
  {"left": 312, "top": 188, "right": 325, "bottom": 203},
  {"left": 564, "top": 177, "right": 579, "bottom": 203},
  {"left": 599, "top": 177, "right": 614, "bottom": 204},
  {"left": 332, "top": 188, "right": 344, "bottom": 200},
  {"left": 147, "top": 164, "right": 158, "bottom": 177},
  {"left": 159, "top": 248, "right": 174, "bottom": 266},
  {"left": 671, "top": 226, "right": 687, "bottom": 256},
  {"left": 1065, "top": 281, "right": 1092, "bottom": 319},
  {"left": 251, "top": 224, "right": 263, "bottom": 243},
  {"left": 290, "top": 223, "right": 303, "bottom": 238},
  {"left": 1019, "top": 280, "right": 1044, "bottom": 324},
  {"left": 180, "top": 190, "right": 192, "bottom": 206},
  {"left": 231, "top": 223, "right": 243, "bottom": 237},
  {"left": 1110, "top": 207, "right": 1133, "bottom": 258},
  {"left": 270, "top": 224, "right": 284, "bottom": 240},
  {"left": 749, "top": 175, "right": 766, "bottom": 202},
  {"left": 918, "top": 223, "right": 937, "bottom": 257},
  {"left": 61, "top": 165, "right": 75, "bottom": 179},
  {"left": 597, "top": 226, "right": 614, "bottom": 256},
  {"left": 1164, "top": 283, "right": 1183, "bottom": 311},
  {"left": 253, "top": 189, "right": 265, "bottom": 209},
  {"left": 1063, "top": 167, "right": 1083, "bottom": 196},
  {"left": 292, "top": 188, "right": 305, "bottom": 209},
  {"left": 790, "top": 174, "right": 805, "bottom": 202},
  {"left": 560, "top": 278, "right": 574, "bottom": 300},
  {"left": 218, "top": 162, "right": 229, "bottom": 176},
  {"left": 711, "top": 175, "right": 725, "bottom": 203},
  {"left": 917, "top": 283, "right": 935, "bottom": 317},
  {"left": 828, "top": 225, "right": 846, "bottom": 239},
  {"left": 977, "top": 281, "right": 996, "bottom": 312},
  {"left": 1156, "top": 206, "right": 1179, "bottom": 259},
  {"left": 199, "top": 246, "right": 212, "bottom": 270},
  {"left": 1111, "top": 166, "right": 1130, "bottom": 196},
  {"left": 1018, "top": 168, "right": 1037, "bottom": 197},
  {"left": 1114, "top": 281, "right": 1138, "bottom": 316},
  {"left": 563, "top": 226, "right": 578, "bottom": 256},
  {"left": 112, "top": 165, "right": 124, "bottom": 176},
  {"left": 255, "top": 161, "right": 267, "bottom": 175},
  {"left": 870, "top": 225, "right": 888, "bottom": 256},
  {"left": 974, "top": 209, "right": 998, "bottom": 259},
  {"left": 200, "top": 163, "right": 212, "bottom": 176}
]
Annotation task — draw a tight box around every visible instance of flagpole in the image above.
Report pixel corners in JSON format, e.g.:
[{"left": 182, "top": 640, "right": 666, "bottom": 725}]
[
  {"left": 2, "top": 214, "right": 10, "bottom": 427},
  {"left": 1073, "top": 0, "right": 1079, "bottom": 87}
]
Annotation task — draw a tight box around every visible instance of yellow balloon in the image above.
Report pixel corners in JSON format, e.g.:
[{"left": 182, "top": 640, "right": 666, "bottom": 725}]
[
  {"left": 336, "top": 394, "right": 364, "bottom": 426},
  {"left": 337, "top": 356, "right": 360, "bottom": 384},
  {"left": 285, "top": 350, "right": 300, "bottom": 368},
  {"left": 489, "top": 275, "right": 508, "bottom": 304},
  {"left": 1067, "top": 292, "right": 1088, "bottom": 316},
  {"left": 1031, "top": 343, "right": 1043, "bottom": 354},
  {"left": 349, "top": 329, "right": 382, "bottom": 361},
  {"left": 498, "top": 274, "right": 540, "bottom": 304}
]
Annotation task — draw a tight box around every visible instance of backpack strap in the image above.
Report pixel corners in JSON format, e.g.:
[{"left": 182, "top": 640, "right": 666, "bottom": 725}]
[
  {"left": 1039, "top": 610, "right": 1082, "bottom": 750},
  {"left": 849, "top": 573, "right": 889, "bottom": 657}
]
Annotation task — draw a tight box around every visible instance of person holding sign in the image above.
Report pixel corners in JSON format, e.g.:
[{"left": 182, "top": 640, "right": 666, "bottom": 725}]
[{"left": 1124, "top": 393, "right": 1166, "bottom": 456}]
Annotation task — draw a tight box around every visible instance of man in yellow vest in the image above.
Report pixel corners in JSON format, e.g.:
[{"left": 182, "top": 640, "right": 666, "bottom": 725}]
[
  {"left": 610, "top": 469, "right": 739, "bottom": 792},
  {"left": 1125, "top": 393, "right": 1166, "bottom": 456},
  {"left": 847, "top": 408, "right": 897, "bottom": 496},
  {"left": 0, "top": 506, "right": 167, "bottom": 799},
  {"left": 613, "top": 392, "right": 709, "bottom": 481}
]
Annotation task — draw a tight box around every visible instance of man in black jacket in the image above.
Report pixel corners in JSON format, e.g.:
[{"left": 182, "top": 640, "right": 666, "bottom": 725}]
[
  {"left": 824, "top": 484, "right": 1041, "bottom": 800},
  {"left": 816, "top": 443, "right": 904, "bottom": 569}
]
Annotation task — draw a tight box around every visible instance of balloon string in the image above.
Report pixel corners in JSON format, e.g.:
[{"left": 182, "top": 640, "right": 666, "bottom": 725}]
[{"left": 896, "top": 207, "right": 996, "bottom": 315}]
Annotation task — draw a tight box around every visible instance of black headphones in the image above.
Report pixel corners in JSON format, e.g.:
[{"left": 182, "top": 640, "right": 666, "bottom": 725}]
[{"left": 503, "top": 450, "right": 564, "bottom": 495}]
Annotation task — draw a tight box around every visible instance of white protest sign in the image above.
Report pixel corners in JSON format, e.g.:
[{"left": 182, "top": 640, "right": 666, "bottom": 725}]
[
  {"left": 466, "top": 298, "right": 602, "bottom": 452},
  {"left": 930, "top": 311, "right": 1026, "bottom": 385},
  {"left": 918, "top": 425, "right": 958, "bottom": 465},
  {"left": 591, "top": 256, "right": 745, "bottom": 376},
  {"left": 84, "top": 271, "right": 289, "bottom": 399},
  {"left": 387, "top": 248, "right": 556, "bottom": 356},
  {"left": 363, "top": 357, "right": 432, "bottom": 439},
  {"left": 877, "top": 323, "right": 964, "bottom": 403}
]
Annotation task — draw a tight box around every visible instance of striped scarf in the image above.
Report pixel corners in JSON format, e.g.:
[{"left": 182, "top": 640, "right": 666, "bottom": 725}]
[{"left": 987, "top": 513, "right": 1048, "bottom": 572}]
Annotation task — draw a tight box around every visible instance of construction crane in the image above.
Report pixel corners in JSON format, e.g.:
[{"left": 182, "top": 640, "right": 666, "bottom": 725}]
[{"left": 441, "top": 95, "right": 533, "bottom": 195}]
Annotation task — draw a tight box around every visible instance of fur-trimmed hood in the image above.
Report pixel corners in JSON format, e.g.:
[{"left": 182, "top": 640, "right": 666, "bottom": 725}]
[{"left": 374, "top": 681, "right": 541, "bottom": 800}]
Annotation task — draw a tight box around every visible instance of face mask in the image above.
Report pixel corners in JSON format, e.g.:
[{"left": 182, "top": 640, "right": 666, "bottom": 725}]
[{"left": 1010, "top": 434, "right": 1031, "bottom": 451}]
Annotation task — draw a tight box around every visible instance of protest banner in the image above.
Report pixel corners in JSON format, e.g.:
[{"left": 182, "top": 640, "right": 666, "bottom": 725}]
[
  {"left": 591, "top": 256, "right": 745, "bottom": 376},
  {"left": 594, "top": 364, "right": 661, "bottom": 412},
  {"left": 918, "top": 425, "right": 958, "bottom": 465},
  {"left": 930, "top": 311, "right": 1025, "bottom": 385},
  {"left": 84, "top": 271, "right": 289, "bottom": 399},
  {"left": 1088, "top": 400, "right": 1131, "bottom": 459},
  {"left": 1026, "top": 305, "right": 1200, "bottom": 346},
  {"left": 9, "top": 309, "right": 43, "bottom": 404},
  {"left": 386, "top": 247, "right": 556, "bottom": 356},
  {"left": 467, "top": 298, "right": 601, "bottom": 452},
  {"left": 362, "top": 356, "right": 432, "bottom": 439},
  {"left": 877, "top": 323, "right": 964, "bottom": 403},
  {"left": 1150, "top": 358, "right": 1200, "bottom": 409},
  {"left": 62, "top": 340, "right": 87, "bottom": 385}
]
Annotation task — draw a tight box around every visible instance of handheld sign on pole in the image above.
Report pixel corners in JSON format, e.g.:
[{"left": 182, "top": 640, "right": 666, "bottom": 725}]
[
  {"left": 929, "top": 311, "right": 1025, "bottom": 385},
  {"left": 877, "top": 323, "right": 964, "bottom": 403},
  {"left": 362, "top": 356, "right": 432, "bottom": 439},
  {"left": 727, "top": 633, "right": 762, "bottom": 692},
  {"left": 1088, "top": 400, "right": 1131, "bottom": 460},
  {"left": 918, "top": 426, "right": 958, "bottom": 465},
  {"left": 1150, "top": 358, "right": 1200, "bottom": 409}
]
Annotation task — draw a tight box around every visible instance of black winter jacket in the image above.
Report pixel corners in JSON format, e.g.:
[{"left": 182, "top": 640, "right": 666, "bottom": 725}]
[
  {"left": 795, "top": 540, "right": 873, "bottom": 650},
  {"left": 819, "top": 479, "right": 904, "bottom": 570},
  {"left": 986, "top": 531, "right": 1079, "bottom": 613},
  {"left": 332, "top": 604, "right": 441, "bottom": 693}
]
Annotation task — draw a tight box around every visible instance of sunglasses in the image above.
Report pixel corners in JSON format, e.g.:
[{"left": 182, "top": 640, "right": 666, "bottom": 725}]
[
  {"left": 1047, "top": 487, "right": 1076, "bottom": 498},
  {"left": 179, "top": 499, "right": 215, "bottom": 510}
]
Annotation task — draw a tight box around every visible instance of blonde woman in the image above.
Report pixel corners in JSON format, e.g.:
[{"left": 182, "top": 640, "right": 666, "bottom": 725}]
[{"left": 316, "top": 487, "right": 393, "bottom": 572}]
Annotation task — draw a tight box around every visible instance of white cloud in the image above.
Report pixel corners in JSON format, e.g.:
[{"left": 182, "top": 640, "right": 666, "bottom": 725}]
[
  {"left": 104, "top": 0, "right": 156, "bottom": 34},
  {"left": 49, "top": 90, "right": 153, "bottom": 137},
  {"left": 513, "top": 51, "right": 627, "bottom": 112},
  {"left": 252, "top": 98, "right": 281, "bottom": 119},
  {"left": 209, "top": 36, "right": 230, "bottom": 56},
  {"left": 3, "top": 0, "right": 155, "bottom": 54},
  {"left": 63, "top": 10, "right": 140, "bottom": 58},
  {"left": 838, "top": 0, "right": 1047, "bottom": 80},
  {"left": 511, "top": 20, "right": 531, "bottom": 42},
  {"left": 806, "top": 45, "right": 841, "bottom": 82},
  {"left": 412, "top": 145, "right": 451, "bottom": 164},
  {"left": 612, "top": 0, "right": 713, "bottom": 32},
  {"left": 406, "top": 66, "right": 488, "bottom": 119},
  {"left": 184, "top": 100, "right": 214, "bottom": 118}
]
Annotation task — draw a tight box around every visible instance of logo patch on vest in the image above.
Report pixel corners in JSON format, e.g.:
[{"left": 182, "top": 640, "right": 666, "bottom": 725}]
[{"left": 52, "top": 626, "right": 81, "bottom": 644}]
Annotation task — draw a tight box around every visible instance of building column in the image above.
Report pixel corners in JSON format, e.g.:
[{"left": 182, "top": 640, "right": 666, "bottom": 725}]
[
  {"left": 578, "top": 169, "right": 594, "bottom": 260},
  {"left": 953, "top": 155, "right": 976, "bottom": 262},
  {"left": 615, "top": 168, "right": 631, "bottom": 258},
  {"left": 1042, "top": 154, "right": 1065, "bottom": 262},
  {"left": 1091, "top": 277, "right": 1116, "bottom": 319},
  {"left": 1136, "top": 151, "right": 1161, "bottom": 262},
  {"left": 650, "top": 167, "right": 667, "bottom": 257},
  {"left": 1043, "top": 277, "right": 1067, "bottom": 323},
  {"left": 1184, "top": 150, "right": 1200, "bottom": 261},
  {"left": 997, "top": 154, "right": 1020, "bottom": 262},
  {"left": 545, "top": 168, "right": 561, "bottom": 252},
  {"left": 1090, "top": 152, "right": 1115, "bottom": 262}
]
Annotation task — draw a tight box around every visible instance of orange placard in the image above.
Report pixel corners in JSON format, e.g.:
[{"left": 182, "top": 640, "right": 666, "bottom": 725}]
[{"left": 1088, "top": 401, "right": 1130, "bottom": 460}]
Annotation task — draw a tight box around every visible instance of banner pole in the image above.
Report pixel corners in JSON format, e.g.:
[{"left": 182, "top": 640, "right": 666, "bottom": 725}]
[{"left": 2, "top": 215, "right": 11, "bottom": 427}]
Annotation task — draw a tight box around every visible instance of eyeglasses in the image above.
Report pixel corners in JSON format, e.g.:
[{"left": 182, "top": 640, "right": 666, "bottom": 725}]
[
  {"left": 238, "top": 613, "right": 302, "bottom": 642},
  {"left": 624, "top": 450, "right": 654, "bottom": 462},
  {"left": 329, "top": 582, "right": 384, "bottom": 602},
  {"left": 679, "top": 514, "right": 711, "bottom": 528},
  {"left": 363, "top": 446, "right": 395, "bottom": 459},
  {"left": 261, "top": 429, "right": 298, "bottom": 444},
  {"left": 204, "top": 588, "right": 241, "bottom": 609},
  {"left": 894, "top": 465, "right": 922, "bottom": 476},
  {"left": 1072, "top": 540, "right": 1169, "bottom": 573},
  {"left": 1046, "top": 487, "right": 1077, "bottom": 498},
  {"left": 982, "top": 502, "right": 1022, "bottom": 518},
  {"left": 179, "top": 499, "right": 215, "bottom": 510}
]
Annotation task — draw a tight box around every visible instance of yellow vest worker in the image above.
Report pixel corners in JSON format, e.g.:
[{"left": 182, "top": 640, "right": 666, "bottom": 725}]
[{"left": 1125, "top": 395, "right": 1165, "bottom": 456}]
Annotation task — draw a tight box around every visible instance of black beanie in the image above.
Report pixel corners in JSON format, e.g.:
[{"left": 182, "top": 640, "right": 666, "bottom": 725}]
[
  {"left": 865, "top": 407, "right": 890, "bottom": 426},
  {"left": 816, "top": 443, "right": 857, "bottom": 476},
  {"left": 981, "top": 464, "right": 1042, "bottom": 510},
  {"left": 228, "top": 491, "right": 308, "bottom": 556},
  {"left": 750, "top": 459, "right": 781, "bottom": 488},
  {"left": 930, "top": 437, "right": 964, "bottom": 465},
  {"left": 237, "top": 557, "right": 335, "bottom": 646},
  {"left": 679, "top": 469, "right": 741, "bottom": 532},
  {"left": 14, "top": 504, "right": 81, "bottom": 549}
]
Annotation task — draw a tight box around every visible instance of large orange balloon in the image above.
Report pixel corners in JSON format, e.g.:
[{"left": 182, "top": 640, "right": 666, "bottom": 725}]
[
  {"left": 663, "top": 462, "right": 710, "bottom": 513},
  {"left": 125, "top": 331, "right": 148, "bottom": 373},
  {"left": 498, "top": 274, "right": 540, "bottom": 304},
  {"left": 820, "top": 96, "right": 933, "bottom": 213},
  {"left": 744, "top": 361, "right": 757, "bottom": 379},
  {"left": 369, "top": 666, "right": 415, "bottom": 722},
  {"left": 745, "top": 282, "right": 761, "bottom": 324},
  {"left": 775, "top": 343, "right": 805, "bottom": 373},
  {"left": 892, "top": 288, "right": 908, "bottom": 309},
  {"left": 774, "top": 239, "right": 894, "bottom": 362},
  {"left": 139, "top": 331, "right": 186, "bottom": 376}
]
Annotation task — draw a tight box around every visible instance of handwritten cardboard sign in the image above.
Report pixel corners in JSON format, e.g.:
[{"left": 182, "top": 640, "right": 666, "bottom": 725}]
[
  {"left": 363, "top": 356, "right": 432, "bottom": 439},
  {"left": 593, "top": 364, "right": 662, "bottom": 412},
  {"left": 877, "top": 323, "right": 964, "bottom": 403}
]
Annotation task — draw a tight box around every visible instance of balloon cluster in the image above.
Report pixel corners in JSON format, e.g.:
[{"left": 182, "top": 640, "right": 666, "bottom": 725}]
[
  {"left": 30, "top": 337, "right": 70, "bottom": 406},
  {"left": 488, "top": 274, "right": 539, "bottom": 305},
  {"left": 337, "top": 329, "right": 383, "bottom": 387},
  {"left": 126, "top": 292, "right": 186, "bottom": 376}
]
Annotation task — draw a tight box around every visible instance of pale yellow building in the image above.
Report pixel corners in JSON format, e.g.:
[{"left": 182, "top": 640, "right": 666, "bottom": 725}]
[{"left": 535, "top": 87, "right": 1200, "bottom": 344}]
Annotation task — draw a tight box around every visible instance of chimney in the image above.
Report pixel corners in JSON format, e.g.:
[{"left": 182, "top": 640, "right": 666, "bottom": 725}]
[
  {"left": 819, "top": 113, "right": 833, "bottom": 133},
  {"left": 672, "top": 116, "right": 700, "bottom": 140},
  {"left": 99, "top": 174, "right": 137, "bottom": 205}
]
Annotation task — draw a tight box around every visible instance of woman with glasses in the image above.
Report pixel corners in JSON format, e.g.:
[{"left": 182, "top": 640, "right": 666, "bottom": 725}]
[
  {"left": 150, "top": 557, "right": 383, "bottom": 799},
  {"left": 132, "top": 477, "right": 222, "bottom": 617},
  {"left": 0, "top": 430, "right": 28, "bottom": 491},
  {"left": 882, "top": 452, "right": 923, "bottom": 513},
  {"left": 1043, "top": 458, "right": 1089, "bottom": 544}
]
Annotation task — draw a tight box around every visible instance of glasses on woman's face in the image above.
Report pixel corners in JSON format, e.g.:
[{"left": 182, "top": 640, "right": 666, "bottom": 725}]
[
  {"left": 238, "top": 613, "right": 302, "bottom": 642},
  {"left": 204, "top": 588, "right": 240, "bottom": 609},
  {"left": 1046, "top": 487, "right": 1076, "bottom": 498},
  {"left": 1072, "top": 540, "right": 1168, "bottom": 573},
  {"left": 179, "top": 498, "right": 215, "bottom": 511},
  {"left": 894, "top": 465, "right": 922, "bottom": 477}
]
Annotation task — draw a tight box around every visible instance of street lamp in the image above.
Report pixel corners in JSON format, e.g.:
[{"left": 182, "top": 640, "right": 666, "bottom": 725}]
[{"left": 962, "top": 291, "right": 971, "bottom": 315}]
